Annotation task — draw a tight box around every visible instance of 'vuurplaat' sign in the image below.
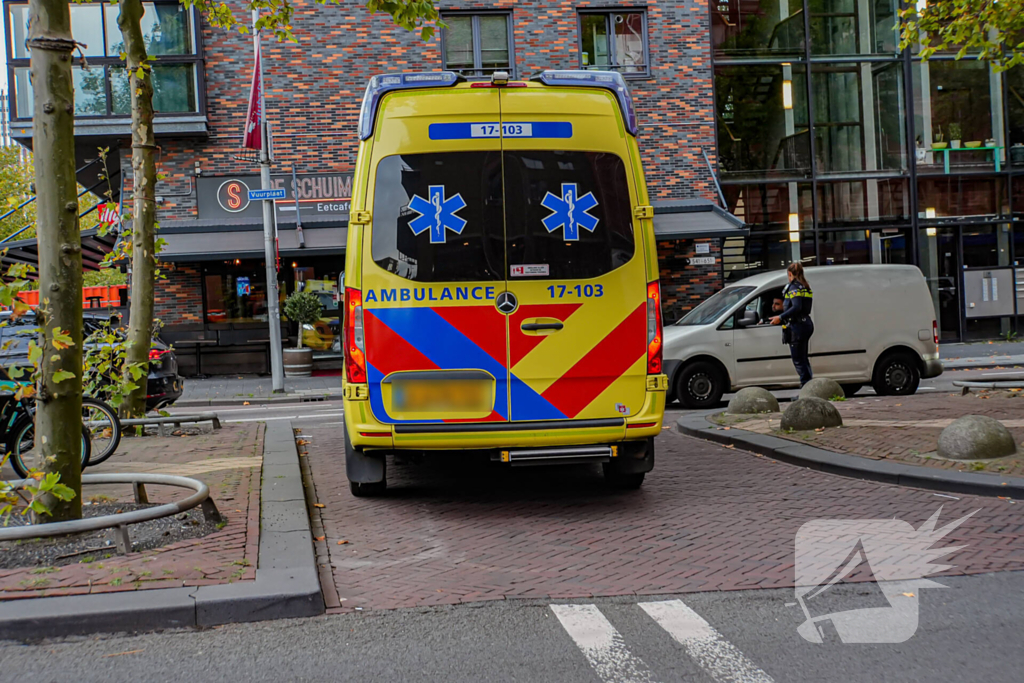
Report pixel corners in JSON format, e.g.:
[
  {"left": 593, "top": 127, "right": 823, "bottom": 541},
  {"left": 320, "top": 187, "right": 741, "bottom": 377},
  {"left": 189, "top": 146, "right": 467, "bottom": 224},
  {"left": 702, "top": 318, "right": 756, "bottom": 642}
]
[{"left": 197, "top": 172, "right": 352, "bottom": 221}]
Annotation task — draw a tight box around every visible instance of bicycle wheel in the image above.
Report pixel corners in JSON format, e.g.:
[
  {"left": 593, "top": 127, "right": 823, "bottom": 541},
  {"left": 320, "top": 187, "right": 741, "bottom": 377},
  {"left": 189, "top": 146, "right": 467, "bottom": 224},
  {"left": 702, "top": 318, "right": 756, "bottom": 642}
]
[
  {"left": 8, "top": 417, "right": 91, "bottom": 479},
  {"left": 82, "top": 397, "right": 122, "bottom": 466}
]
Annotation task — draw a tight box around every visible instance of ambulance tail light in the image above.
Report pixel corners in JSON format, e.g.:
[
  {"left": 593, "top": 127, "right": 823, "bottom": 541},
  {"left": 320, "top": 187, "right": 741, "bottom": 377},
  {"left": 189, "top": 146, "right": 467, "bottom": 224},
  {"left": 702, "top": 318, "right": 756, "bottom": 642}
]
[
  {"left": 344, "top": 287, "right": 367, "bottom": 384},
  {"left": 646, "top": 281, "right": 663, "bottom": 374},
  {"left": 933, "top": 320, "right": 939, "bottom": 347}
]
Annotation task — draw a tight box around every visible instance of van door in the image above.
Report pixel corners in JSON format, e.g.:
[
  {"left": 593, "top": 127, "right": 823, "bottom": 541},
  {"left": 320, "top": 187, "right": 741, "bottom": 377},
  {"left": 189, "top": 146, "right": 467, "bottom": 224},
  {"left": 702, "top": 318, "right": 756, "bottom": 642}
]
[
  {"left": 498, "top": 91, "right": 648, "bottom": 421},
  {"left": 361, "top": 90, "right": 511, "bottom": 424},
  {"left": 731, "top": 287, "right": 800, "bottom": 387}
]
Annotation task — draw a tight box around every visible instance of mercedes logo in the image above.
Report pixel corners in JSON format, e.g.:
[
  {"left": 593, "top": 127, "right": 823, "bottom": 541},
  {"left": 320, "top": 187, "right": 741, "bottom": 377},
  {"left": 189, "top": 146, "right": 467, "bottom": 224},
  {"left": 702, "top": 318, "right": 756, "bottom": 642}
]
[{"left": 495, "top": 291, "right": 518, "bottom": 315}]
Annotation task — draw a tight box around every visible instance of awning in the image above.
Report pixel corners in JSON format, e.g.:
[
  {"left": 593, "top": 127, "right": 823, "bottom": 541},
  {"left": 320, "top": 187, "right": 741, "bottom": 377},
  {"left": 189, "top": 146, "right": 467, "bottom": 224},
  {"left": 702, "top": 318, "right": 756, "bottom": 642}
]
[
  {"left": 0, "top": 227, "right": 118, "bottom": 275},
  {"left": 154, "top": 216, "right": 347, "bottom": 262},
  {"left": 652, "top": 199, "right": 747, "bottom": 240}
]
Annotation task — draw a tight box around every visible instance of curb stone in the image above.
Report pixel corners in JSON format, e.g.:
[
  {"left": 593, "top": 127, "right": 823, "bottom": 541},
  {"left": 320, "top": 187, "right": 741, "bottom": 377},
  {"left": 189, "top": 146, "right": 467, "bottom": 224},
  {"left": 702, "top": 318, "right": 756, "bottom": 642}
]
[
  {"left": 0, "top": 420, "right": 324, "bottom": 640},
  {"left": 676, "top": 412, "right": 1024, "bottom": 499},
  {"left": 175, "top": 393, "right": 343, "bottom": 408}
]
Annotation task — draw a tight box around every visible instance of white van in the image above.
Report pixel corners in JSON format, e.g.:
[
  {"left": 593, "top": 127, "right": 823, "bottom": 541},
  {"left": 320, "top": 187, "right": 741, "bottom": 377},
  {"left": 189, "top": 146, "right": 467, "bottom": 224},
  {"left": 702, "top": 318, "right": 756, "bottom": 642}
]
[{"left": 663, "top": 265, "right": 943, "bottom": 408}]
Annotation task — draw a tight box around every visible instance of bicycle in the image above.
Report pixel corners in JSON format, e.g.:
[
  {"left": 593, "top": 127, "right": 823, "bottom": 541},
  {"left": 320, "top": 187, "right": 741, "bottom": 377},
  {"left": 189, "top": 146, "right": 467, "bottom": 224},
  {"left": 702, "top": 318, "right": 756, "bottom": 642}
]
[{"left": 0, "top": 391, "right": 92, "bottom": 479}]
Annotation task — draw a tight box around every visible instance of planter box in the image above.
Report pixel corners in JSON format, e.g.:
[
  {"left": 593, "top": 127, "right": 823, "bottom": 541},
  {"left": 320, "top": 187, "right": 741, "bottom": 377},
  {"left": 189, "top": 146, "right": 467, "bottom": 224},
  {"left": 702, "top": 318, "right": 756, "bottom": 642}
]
[{"left": 283, "top": 348, "right": 313, "bottom": 377}]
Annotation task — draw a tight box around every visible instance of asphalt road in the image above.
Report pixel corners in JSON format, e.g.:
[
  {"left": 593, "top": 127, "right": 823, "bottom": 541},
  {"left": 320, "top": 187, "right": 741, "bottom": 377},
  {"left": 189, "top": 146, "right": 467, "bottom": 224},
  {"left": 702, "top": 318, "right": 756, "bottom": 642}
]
[{"left": 1, "top": 570, "right": 1021, "bottom": 682}]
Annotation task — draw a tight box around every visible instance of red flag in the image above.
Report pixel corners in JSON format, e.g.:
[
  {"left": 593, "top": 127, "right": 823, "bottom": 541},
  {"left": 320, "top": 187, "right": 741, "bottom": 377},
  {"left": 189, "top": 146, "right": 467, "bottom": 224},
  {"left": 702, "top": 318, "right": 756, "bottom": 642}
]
[{"left": 242, "top": 42, "right": 262, "bottom": 150}]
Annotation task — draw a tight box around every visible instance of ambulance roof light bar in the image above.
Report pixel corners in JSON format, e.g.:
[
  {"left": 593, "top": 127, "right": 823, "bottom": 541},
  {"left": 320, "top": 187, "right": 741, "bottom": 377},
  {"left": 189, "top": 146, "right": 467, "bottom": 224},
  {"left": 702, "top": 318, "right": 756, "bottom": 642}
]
[
  {"left": 531, "top": 70, "right": 638, "bottom": 137},
  {"left": 358, "top": 71, "right": 465, "bottom": 140}
]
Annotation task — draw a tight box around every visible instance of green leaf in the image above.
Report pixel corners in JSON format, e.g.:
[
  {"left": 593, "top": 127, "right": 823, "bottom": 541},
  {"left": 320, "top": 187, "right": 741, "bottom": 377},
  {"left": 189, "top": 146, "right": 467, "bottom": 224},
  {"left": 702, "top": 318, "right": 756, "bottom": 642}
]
[{"left": 52, "top": 369, "right": 75, "bottom": 384}]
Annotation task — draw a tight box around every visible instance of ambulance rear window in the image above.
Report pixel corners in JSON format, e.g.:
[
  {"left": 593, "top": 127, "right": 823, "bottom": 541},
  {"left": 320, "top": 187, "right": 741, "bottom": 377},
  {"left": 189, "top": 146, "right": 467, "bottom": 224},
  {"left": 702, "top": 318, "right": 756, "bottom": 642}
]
[
  {"left": 503, "top": 151, "right": 634, "bottom": 280},
  {"left": 372, "top": 152, "right": 504, "bottom": 282}
]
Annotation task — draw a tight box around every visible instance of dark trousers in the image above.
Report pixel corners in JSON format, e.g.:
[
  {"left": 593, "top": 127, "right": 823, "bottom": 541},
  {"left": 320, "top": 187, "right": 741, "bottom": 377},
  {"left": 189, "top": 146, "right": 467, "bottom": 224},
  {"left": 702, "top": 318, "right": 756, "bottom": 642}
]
[
  {"left": 788, "top": 320, "right": 814, "bottom": 386},
  {"left": 789, "top": 338, "right": 812, "bottom": 386}
]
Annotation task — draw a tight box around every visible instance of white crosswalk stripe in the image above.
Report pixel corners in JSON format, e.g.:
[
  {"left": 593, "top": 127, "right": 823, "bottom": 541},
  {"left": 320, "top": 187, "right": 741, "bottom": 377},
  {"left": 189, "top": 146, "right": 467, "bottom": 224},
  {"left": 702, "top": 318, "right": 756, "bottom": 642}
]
[
  {"left": 551, "top": 601, "right": 774, "bottom": 683},
  {"left": 639, "top": 600, "right": 775, "bottom": 683},
  {"left": 549, "top": 604, "right": 658, "bottom": 683}
]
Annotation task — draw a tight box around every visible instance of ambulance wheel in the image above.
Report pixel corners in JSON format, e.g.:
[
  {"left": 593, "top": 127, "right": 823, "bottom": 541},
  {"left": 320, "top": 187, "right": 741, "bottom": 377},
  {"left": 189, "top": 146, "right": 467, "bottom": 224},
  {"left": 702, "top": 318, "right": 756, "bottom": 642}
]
[
  {"left": 344, "top": 420, "right": 387, "bottom": 497},
  {"left": 350, "top": 480, "right": 387, "bottom": 497},
  {"left": 676, "top": 361, "right": 726, "bottom": 409},
  {"left": 872, "top": 352, "right": 920, "bottom": 396},
  {"left": 603, "top": 468, "right": 645, "bottom": 490}
]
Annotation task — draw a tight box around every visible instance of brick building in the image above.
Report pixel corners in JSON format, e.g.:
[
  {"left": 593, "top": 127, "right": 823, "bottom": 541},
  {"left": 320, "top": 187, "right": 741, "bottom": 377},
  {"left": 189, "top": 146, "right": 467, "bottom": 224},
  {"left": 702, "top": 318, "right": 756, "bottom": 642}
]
[
  {"left": 7, "top": 0, "right": 1021, "bottom": 374},
  {"left": 7, "top": 0, "right": 743, "bottom": 374}
]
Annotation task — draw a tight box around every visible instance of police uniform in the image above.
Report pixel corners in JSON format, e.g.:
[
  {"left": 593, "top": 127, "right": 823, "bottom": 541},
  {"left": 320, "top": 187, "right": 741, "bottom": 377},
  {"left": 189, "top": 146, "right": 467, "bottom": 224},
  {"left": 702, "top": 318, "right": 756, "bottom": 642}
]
[{"left": 780, "top": 280, "right": 814, "bottom": 386}]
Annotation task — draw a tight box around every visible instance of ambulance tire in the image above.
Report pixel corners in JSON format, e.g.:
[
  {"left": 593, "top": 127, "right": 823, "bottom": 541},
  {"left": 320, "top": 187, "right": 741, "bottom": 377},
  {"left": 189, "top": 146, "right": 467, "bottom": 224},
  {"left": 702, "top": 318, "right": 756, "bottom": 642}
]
[
  {"left": 603, "top": 438, "right": 653, "bottom": 489},
  {"left": 603, "top": 470, "right": 645, "bottom": 490},
  {"left": 676, "top": 361, "right": 726, "bottom": 409},
  {"left": 345, "top": 422, "right": 387, "bottom": 497}
]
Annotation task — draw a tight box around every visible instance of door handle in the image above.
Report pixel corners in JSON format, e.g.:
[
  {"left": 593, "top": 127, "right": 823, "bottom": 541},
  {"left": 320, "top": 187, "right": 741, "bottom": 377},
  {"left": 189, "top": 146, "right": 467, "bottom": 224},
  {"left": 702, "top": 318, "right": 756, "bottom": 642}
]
[
  {"left": 521, "top": 322, "right": 564, "bottom": 331},
  {"left": 520, "top": 317, "right": 564, "bottom": 335}
]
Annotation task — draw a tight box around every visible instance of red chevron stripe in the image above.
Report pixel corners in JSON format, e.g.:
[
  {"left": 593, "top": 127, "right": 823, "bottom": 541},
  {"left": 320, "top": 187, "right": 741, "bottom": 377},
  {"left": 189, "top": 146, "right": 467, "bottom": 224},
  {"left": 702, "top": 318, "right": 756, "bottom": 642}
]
[
  {"left": 508, "top": 303, "right": 583, "bottom": 367},
  {"left": 364, "top": 309, "right": 438, "bottom": 375},
  {"left": 540, "top": 302, "right": 647, "bottom": 418},
  {"left": 433, "top": 305, "right": 508, "bottom": 368}
]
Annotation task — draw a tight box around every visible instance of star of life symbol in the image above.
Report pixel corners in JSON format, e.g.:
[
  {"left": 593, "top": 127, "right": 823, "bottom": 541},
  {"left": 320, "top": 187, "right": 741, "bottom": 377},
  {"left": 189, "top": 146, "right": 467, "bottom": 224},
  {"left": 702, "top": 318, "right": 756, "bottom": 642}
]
[
  {"left": 794, "top": 506, "right": 977, "bottom": 644},
  {"left": 408, "top": 185, "right": 467, "bottom": 244},
  {"left": 541, "top": 183, "right": 599, "bottom": 241}
]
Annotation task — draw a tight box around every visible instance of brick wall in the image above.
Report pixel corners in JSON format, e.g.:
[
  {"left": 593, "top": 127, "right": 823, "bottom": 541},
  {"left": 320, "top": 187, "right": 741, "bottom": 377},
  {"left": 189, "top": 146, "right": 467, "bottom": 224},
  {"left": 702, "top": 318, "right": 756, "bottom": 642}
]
[
  {"left": 154, "top": 263, "right": 203, "bottom": 326},
  {"left": 121, "top": 0, "right": 716, "bottom": 223},
  {"left": 657, "top": 238, "right": 722, "bottom": 323}
]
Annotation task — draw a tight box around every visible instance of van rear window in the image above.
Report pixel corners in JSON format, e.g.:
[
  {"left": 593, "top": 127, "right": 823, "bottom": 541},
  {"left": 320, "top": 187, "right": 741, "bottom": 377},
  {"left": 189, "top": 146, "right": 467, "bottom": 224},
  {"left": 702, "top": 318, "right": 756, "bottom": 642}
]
[
  {"left": 372, "top": 152, "right": 504, "bottom": 283},
  {"left": 503, "top": 151, "right": 634, "bottom": 280}
]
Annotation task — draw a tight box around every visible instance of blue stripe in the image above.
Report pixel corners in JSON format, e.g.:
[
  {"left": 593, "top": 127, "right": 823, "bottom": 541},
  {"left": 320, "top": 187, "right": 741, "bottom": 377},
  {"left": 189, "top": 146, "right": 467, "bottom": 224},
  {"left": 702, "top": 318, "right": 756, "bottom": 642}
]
[
  {"left": 509, "top": 376, "right": 567, "bottom": 421},
  {"left": 369, "top": 307, "right": 509, "bottom": 421},
  {"left": 428, "top": 121, "right": 573, "bottom": 140}
]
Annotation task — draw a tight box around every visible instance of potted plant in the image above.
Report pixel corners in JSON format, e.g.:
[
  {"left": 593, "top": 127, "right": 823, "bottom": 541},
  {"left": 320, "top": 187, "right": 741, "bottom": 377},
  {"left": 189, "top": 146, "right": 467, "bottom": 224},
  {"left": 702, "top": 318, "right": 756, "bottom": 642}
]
[
  {"left": 933, "top": 128, "right": 946, "bottom": 150},
  {"left": 283, "top": 290, "right": 323, "bottom": 378},
  {"left": 948, "top": 123, "right": 962, "bottom": 149}
]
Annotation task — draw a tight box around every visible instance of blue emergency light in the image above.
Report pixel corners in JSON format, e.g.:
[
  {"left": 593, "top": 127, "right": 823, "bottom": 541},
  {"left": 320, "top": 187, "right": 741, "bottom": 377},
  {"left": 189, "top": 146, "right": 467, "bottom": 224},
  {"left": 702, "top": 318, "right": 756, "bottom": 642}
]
[
  {"left": 358, "top": 71, "right": 464, "bottom": 141},
  {"left": 530, "top": 70, "right": 638, "bottom": 137}
]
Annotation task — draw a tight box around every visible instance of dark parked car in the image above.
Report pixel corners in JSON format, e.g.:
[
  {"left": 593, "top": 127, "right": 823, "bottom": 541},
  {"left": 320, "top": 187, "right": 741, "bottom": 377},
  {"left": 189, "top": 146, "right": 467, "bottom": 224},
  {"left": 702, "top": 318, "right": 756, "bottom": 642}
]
[{"left": 0, "top": 311, "right": 183, "bottom": 411}]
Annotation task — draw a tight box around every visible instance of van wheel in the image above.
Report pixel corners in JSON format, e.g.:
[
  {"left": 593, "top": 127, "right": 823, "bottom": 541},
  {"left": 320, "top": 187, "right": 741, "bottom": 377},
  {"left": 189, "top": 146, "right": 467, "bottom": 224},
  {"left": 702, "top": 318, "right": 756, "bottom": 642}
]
[
  {"left": 839, "top": 383, "right": 863, "bottom": 397},
  {"left": 872, "top": 353, "right": 920, "bottom": 396},
  {"left": 676, "top": 361, "right": 726, "bottom": 409}
]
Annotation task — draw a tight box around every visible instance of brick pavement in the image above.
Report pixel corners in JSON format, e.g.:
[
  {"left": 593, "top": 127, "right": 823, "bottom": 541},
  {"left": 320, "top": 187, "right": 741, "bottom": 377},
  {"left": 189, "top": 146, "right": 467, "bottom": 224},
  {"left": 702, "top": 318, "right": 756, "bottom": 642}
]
[
  {"left": 303, "top": 424, "right": 1024, "bottom": 613},
  {"left": 726, "top": 392, "right": 1024, "bottom": 476},
  {"left": 0, "top": 424, "right": 263, "bottom": 600}
]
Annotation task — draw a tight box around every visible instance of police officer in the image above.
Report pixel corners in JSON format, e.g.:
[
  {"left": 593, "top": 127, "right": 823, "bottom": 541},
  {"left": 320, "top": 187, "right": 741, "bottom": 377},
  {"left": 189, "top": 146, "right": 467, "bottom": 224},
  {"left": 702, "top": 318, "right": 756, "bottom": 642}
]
[{"left": 770, "top": 262, "right": 814, "bottom": 386}]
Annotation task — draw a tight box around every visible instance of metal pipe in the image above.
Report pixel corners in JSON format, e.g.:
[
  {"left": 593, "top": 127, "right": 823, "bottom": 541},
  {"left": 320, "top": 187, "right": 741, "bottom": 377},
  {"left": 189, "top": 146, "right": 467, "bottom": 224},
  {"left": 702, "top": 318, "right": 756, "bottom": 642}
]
[
  {"left": 701, "top": 148, "right": 727, "bottom": 208},
  {"left": 0, "top": 473, "right": 211, "bottom": 542}
]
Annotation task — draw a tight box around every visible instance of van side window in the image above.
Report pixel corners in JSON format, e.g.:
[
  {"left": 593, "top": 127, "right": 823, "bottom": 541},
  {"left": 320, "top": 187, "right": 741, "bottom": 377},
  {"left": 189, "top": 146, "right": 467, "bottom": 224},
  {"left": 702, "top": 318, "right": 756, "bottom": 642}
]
[
  {"left": 371, "top": 152, "right": 505, "bottom": 283},
  {"left": 503, "top": 151, "right": 635, "bottom": 280}
]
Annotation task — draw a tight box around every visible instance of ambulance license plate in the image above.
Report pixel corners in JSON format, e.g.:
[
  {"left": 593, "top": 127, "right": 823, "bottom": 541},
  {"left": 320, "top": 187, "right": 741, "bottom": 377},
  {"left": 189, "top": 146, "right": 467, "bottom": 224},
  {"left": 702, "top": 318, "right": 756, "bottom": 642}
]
[{"left": 391, "top": 380, "right": 490, "bottom": 413}]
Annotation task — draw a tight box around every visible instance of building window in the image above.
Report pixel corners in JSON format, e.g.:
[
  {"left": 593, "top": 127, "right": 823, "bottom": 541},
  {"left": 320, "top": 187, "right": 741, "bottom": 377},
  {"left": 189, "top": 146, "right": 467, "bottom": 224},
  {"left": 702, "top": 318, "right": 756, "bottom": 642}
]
[
  {"left": 578, "top": 10, "right": 649, "bottom": 77},
  {"left": 6, "top": 1, "right": 202, "bottom": 120},
  {"left": 441, "top": 13, "right": 513, "bottom": 77}
]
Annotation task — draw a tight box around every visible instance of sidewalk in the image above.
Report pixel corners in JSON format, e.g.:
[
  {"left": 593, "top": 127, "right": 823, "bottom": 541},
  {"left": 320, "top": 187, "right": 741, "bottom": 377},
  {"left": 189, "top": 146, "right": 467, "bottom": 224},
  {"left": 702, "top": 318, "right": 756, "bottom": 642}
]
[
  {"left": 177, "top": 373, "right": 342, "bottom": 406},
  {"left": 713, "top": 391, "right": 1024, "bottom": 478},
  {"left": 941, "top": 340, "right": 1024, "bottom": 370},
  {"left": 0, "top": 424, "right": 263, "bottom": 599}
]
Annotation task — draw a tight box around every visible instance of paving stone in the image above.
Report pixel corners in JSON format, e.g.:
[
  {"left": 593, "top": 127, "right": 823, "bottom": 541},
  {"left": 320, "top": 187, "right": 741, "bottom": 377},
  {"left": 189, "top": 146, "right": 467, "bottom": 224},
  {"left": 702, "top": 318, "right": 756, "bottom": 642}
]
[{"left": 303, "top": 422, "right": 1024, "bottom": 613}]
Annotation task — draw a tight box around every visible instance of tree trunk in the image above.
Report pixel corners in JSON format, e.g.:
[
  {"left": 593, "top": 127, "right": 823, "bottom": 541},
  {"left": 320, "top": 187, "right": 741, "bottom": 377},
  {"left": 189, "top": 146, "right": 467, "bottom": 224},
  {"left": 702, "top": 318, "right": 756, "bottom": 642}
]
[
  {"left": 118, "top": 0, "right": 156, "bottom": 419},
  {"left": 30, "top": 0, "right": 83, "bottom": 521}
]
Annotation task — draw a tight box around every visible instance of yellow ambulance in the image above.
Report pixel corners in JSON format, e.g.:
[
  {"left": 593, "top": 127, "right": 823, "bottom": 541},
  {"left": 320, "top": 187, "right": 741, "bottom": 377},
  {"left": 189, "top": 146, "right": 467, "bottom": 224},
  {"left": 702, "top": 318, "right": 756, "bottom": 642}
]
[{"left": 341, "top": 70, "right": 667, "bottom": 496}]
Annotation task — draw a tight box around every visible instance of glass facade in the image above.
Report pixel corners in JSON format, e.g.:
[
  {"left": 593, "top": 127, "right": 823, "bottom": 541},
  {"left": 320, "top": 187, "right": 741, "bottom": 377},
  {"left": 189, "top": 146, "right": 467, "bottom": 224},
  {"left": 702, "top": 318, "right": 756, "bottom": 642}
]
[
  {"left": 6, "top": 1, "right": 202, "bottom": 119},
  {"left": 711, "top": 0, "right": 1024, "bottom": 340}
]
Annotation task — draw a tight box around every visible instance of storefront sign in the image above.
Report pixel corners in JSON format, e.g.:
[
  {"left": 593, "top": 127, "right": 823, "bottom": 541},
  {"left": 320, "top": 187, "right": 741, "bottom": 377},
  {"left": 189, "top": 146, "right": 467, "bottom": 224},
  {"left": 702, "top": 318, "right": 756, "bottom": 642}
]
[{"left": 197, "top": 172, "right": 352, "bottom": 221}]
